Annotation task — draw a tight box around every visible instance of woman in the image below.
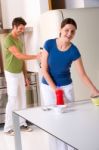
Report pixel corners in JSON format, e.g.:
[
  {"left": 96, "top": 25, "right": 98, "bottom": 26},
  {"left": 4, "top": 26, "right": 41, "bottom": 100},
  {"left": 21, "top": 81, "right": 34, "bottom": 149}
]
[{"left": 40, "top": 18, "right": 99, "bottom": 150}]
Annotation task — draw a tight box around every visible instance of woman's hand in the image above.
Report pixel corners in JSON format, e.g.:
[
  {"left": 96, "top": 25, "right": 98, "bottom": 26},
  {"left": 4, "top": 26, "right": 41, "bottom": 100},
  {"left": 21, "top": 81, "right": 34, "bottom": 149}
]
[{"left": 91, "top": 89, "right": 99, "bottom": 98}]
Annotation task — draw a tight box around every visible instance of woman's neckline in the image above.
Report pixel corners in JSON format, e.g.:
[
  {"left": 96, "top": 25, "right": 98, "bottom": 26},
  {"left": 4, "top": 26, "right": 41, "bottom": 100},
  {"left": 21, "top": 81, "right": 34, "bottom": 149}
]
[{"left": 55, "top": 38, "right": 72, "bottom": 52}]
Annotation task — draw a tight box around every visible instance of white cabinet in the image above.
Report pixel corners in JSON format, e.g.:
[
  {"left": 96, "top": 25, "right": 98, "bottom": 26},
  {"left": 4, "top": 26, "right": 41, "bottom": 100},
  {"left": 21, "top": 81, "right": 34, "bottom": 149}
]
[
  {"left": 1, "top": 0, "right": 25, "bottom": 29},
  {"left": 1, "top": 0, "right": 49, "bottom": 29}
]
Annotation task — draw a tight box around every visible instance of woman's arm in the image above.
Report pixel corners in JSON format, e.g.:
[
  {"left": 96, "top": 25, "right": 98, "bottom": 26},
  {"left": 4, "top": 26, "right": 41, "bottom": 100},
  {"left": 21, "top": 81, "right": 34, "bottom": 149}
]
[
  {"left": 41, "top": 49, "right": 57, "bottom": 91},
  {"left": 74, "top": 57, "right": 99, "bottom": 97}
]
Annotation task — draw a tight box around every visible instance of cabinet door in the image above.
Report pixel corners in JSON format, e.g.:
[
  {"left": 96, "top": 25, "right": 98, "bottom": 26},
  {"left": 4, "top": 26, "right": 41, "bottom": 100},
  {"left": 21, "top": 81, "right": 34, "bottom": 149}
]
[
  {"left": 26, "top": 84, "right": 38, "bottom": 107},
  {"left": 1, "top": 0, "right": 25, "bottom": 28},
  {"left": 0, "top": 88, "right": 7, "bottom": 112},
  {"left": 48, "top": 0, "right": 65, "bottom": 10}
]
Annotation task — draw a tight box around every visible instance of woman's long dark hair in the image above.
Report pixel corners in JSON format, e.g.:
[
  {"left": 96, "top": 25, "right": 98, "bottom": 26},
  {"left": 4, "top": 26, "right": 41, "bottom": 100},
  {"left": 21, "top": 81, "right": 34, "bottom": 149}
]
[
  {"left": 61, "top": 18, "right": 77, "bottom": 29},
  {"left": 59, "top": 18, "right": 77, "bottom": 37}
]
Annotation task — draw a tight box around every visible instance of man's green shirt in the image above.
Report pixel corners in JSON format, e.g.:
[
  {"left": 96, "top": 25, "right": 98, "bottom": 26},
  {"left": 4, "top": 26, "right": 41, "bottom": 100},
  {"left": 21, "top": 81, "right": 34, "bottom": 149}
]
[{"left": 3, "top": 33, "right": 24, "bottom": 73}]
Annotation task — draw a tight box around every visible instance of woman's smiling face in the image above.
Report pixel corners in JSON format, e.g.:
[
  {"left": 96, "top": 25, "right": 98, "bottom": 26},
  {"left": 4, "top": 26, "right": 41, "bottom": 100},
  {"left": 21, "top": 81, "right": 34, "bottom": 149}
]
[{"left": 60, "top": 24, "right": 76, "bottom": 42}]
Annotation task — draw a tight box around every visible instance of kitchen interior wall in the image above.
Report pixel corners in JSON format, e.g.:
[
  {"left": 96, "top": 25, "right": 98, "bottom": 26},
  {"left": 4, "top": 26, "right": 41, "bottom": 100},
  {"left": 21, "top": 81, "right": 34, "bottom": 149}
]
[
  {"left": 65, "top": 8, "right": 99, "bottom": 100},
  {"left": 65, "top": 0, "right": 99, "bottom": 9},
  {"left": 65, "top": 0, "right": 84, "bottom": 8},
  {"left": 84, "top": 0, "right": 99, "bottom": 7}
]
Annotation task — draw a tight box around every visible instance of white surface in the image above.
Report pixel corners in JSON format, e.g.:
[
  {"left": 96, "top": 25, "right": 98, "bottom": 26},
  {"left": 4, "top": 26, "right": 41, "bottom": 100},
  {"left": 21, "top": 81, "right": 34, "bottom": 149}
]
[
  {"left": 65, "top": 0, "right": 84, "bottom": 8},
  {"left": 84, "top": 0, "right": 99, "bottom": 7},
  {"left": 39, "top": 10, "right": 63, "bottom": 47},
  {"left": 65, "top": 0, "right": 99, "bottom": 9},
  {"left": 15, "top": 100, "right": 99, "bottom": 150}
]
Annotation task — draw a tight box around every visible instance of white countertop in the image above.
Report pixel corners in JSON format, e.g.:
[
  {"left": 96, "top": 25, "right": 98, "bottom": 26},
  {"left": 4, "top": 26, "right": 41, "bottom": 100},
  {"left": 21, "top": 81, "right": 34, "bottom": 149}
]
[{"left": 14, "top": 100, "right": 99, "bottom": 150}]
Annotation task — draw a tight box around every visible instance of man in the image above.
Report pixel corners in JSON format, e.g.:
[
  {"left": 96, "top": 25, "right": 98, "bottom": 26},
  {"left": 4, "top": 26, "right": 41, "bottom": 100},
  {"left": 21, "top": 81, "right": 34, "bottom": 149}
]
[{"left": 3, "top": 17, "right": 40, "bottom": 135}]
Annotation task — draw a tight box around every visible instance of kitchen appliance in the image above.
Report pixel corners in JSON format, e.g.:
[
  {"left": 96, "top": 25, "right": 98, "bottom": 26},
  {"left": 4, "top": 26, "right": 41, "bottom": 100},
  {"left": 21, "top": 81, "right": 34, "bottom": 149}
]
[
  {"left": 0, "top": 31, "right": 10, "bottom": 74},
  {"left": 26, "top": 71, "right": 40, "bottom": 107},
  {"left": 0, "top": 32, "right": 9, "bottom": 124},
  {"left": 0, "top": 88, "right": 7, "bottom": 123},
  {"left": 0, "top": 71, "right": 40, "bottom": 124},
  {"left": 0, "top": 73, "right": 7, "bottom": 124}
]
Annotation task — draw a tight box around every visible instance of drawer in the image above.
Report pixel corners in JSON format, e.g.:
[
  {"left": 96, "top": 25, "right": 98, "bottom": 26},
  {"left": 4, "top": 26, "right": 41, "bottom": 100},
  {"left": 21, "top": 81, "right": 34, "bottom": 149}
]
[
  {"left": 26, "top": 84, "right": 38, "bottom": 107},
  {"left": 0, "top": 114, "right": 5, "bottom": 124},
  {"left": 0, "top": 77, "right": 6, "bottom": 88},
  {"left": 0, "top": 88, "right": 7, "bottom": 109},
  {"left": 27, "top": 72, "right": 37, "bottom": 84},
  {"left": 0, "top": 108, "right": 5, "bottom": 113}
]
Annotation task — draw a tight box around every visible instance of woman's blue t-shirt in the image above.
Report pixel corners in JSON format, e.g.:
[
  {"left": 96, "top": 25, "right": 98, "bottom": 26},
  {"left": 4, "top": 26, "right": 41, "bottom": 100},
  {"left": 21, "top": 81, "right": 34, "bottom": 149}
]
[{"left": 42, "top": 38, "right": 81, "bottom": 86}]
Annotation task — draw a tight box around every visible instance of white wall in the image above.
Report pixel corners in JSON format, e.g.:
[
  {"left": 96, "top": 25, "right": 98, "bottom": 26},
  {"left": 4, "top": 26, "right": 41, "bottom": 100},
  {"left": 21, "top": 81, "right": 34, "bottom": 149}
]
[
  {"left": 65, "top": 0, "right": 84, "bottom": 8},
  {"left": 84, "top": 0, "right": 99, "bottom": 7},
  {"left": 62, "top": 8, "right": 99, "bottom": 100},
  {"left": 65, "top": 0, "right": 99, "bottom": 8}
]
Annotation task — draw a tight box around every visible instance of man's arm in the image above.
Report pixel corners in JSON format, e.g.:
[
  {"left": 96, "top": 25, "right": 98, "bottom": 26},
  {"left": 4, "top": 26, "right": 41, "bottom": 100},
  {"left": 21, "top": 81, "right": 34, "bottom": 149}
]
[{"left": 8, "top": 46, "right": 39, "bottom": 60}]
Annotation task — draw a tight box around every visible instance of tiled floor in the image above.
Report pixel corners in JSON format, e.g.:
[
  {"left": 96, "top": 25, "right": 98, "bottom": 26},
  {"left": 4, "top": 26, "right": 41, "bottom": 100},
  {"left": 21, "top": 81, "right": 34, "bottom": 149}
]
[{"left": 0, "top": 124, "right": 49, "bottom": 150}]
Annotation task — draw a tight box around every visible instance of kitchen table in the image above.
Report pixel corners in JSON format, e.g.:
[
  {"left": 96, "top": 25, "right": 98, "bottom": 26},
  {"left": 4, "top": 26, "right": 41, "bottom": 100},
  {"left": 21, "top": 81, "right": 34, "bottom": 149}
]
[{"left": 12, "top": 99, "right": 99, "bottom": 150}]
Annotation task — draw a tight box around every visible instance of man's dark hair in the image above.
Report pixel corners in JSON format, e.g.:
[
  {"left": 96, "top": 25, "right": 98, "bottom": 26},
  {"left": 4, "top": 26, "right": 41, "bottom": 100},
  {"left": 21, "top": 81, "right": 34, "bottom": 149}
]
[{"left": 12, "top": 17, "right": 27, "bottom": 28}]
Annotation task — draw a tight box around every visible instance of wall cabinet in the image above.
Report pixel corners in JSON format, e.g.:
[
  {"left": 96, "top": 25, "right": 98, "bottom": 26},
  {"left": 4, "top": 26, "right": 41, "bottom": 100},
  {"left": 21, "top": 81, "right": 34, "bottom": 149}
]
[
  {"left": 1, "top": 0, "right": 25, "bottom": 29},
  {"left": 0, "top": 0, "right": 49, "bottom": 29},
  {"left": 48, "top": 0, "right": 65, "bottom": 10}
]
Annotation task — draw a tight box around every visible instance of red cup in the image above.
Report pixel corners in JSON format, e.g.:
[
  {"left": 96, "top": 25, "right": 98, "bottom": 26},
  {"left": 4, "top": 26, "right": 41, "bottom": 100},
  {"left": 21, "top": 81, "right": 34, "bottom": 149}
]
[{"left": 55, "top": 89, "right": 64, "bottom": 105}]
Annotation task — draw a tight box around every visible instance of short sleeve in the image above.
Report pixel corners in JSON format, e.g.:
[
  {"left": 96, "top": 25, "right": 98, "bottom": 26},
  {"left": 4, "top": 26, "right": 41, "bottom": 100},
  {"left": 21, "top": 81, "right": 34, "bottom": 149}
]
[
  {"left": 71, "top": 44, "right": 81, "bottom": 61},
  {"left": 43, "top": 39, "right": 52, "bottom": 53},
  {"left": 4, "top": 36, "right": 15, "bottom": 49}
]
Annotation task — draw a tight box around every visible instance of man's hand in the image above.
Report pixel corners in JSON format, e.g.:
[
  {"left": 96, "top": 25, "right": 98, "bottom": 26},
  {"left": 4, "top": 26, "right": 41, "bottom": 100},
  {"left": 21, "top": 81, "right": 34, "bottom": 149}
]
[
  {"left": 36, "top": 51, "right": 42, "bottom": 61},
  {"left": 25, "top": 77, "right": 30, "bottom": 88}
]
